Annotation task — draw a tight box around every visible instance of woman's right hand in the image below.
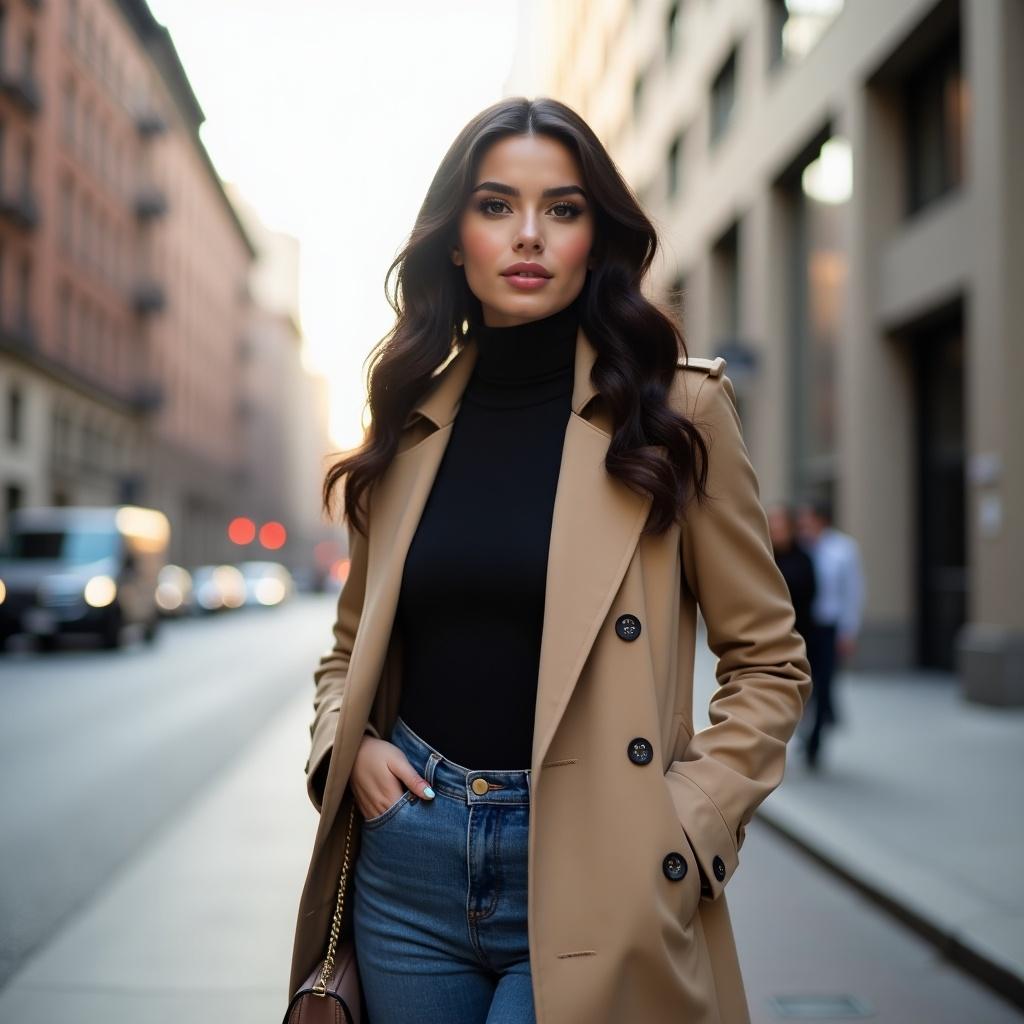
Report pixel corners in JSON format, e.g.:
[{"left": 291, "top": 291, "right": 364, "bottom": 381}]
[{"left": 351, "top": 735, "right": 436, "bottom": 819}]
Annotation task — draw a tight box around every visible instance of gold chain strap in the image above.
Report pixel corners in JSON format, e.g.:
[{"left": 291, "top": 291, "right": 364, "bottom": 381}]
[{"left": 312, "top": 799, "right": 357, "bottom": 997}]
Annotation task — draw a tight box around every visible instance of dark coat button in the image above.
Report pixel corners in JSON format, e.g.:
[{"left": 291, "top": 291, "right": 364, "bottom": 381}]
[
  {"left": 713, "top": 855, "right": 726, "bottom": 881},
  {"left": 614, "top": 613, "right": 641, "bottom": 641},
  {"left": 663, "top": 851, "right": 688, "bottom": 881},
  {"left": 627, "top": 737, "right": 653, "bottom": 765}
]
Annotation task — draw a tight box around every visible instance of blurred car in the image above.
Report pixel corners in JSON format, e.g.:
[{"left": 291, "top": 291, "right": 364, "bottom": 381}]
[
  {"left": 190, "top": 564, "right": 246, "bottom": 613},
  {"left": 238, "top": 561, "right": 295, "bottom": 607},
  {"left": 290, "top": 564, "right": 328, "bottom": 594},
  {"left": 155, "top": 564, "right": 194, "bottom": 617},
  {"left": 0, "top": 505, "right": 170, "bottom": 650}
]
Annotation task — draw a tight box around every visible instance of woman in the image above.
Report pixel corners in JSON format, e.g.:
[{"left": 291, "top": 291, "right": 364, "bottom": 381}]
[{"left": 289, "top": 97, "right": 812, "bottom": 1024}]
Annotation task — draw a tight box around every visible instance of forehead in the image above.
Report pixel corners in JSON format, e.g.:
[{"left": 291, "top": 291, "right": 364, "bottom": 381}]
[{"left": 475, "top": 134, "right": 583, "bottom": 186}]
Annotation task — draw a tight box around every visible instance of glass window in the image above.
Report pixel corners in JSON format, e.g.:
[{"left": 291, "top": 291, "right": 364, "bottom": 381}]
[
  {"left": 768, "top": 0, "right": 844, "bottom": 69},
  {"left": 904, "top": 33, "right": 964, "bottom": 215},
  {"left": 785, "top": 135, "right": 852, "bottom": 498},
  {"left": 63, "top": 79, "right": 76, "bottom": 146},
  {"left": 10, "top": 529, "right": 120, "bottom": 564},
  {"left": 710, "top": 47, "right": 737, "bottom": 145},
  {"left": 58, "top": 282, "right": 71, "bottom": 351},
  {"left": 666, "top": 1, "right": 681, "bottom": 60},
  {"left": 60, "top": 176, "right": 72, "bottom": 247},
  {"left": 18, "top": 255, "right": 31, "bottom": 328},
  {"left": 6, "top": 384, "right": 22, "bottom": 445},
  {"left": 667, "top": 130, "right": 684, "bottom": 199}
]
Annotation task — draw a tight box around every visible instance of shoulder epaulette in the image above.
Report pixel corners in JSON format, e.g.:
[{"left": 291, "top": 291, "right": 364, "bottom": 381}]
[{"left": 676, "top": 355, "right": 727, "bottom": 377}]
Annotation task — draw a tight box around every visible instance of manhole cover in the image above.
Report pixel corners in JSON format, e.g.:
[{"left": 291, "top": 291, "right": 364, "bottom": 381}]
[{"left": 768, "top": 994, "right": 876, "bottom": 1019}]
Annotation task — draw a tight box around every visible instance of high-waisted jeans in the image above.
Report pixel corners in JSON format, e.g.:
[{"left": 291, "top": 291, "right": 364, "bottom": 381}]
[{"left": 352, "top": 714, "right": 536, "bottom": 1024}]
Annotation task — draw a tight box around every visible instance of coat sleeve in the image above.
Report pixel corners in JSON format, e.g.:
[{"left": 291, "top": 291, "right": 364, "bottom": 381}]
[
  {"left": 303, "top": 520, "right": 377, "bottom": 812},
  {"left": 665, "top": 371, "right": 813, "bottom": 901}
]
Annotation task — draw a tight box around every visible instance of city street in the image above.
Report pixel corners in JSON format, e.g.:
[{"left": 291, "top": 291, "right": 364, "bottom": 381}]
[
  {"left": 0, "top": 594, "right": 334, "bottom": 992},
  {"left": 0, "top": 597, "right": 1019, "bottom": 1022},
  {"left": 0, "top": 0, "right": 1019, "bottom": 1020}
]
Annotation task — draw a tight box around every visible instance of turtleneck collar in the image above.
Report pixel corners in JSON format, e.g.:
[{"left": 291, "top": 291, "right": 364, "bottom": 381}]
[{"left": 469, "top": 299, "right": 580, "bottom": 387}]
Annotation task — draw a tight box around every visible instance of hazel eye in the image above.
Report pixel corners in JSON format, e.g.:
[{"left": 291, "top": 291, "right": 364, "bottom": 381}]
[
  {"left": 478, "top": 198, "right": 507, "bottom": 215},
  {"left": 551, "top": 202, "right": 583, "bottom": 219}
]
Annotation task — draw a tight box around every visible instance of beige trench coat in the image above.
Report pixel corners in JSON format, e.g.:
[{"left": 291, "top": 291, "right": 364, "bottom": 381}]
[{"left": 288, "top": 324, "right": 813, "bottom": 1023}]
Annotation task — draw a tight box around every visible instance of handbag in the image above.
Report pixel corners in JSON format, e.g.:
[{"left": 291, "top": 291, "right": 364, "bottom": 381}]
[{"left": 282, "top": 799, "right": 367, "bottom": 1023}]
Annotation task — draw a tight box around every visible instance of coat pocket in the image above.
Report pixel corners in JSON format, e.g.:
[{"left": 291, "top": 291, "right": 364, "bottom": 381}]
[{"left": 658, "top": 773, "right": 703, "bottom": 928}]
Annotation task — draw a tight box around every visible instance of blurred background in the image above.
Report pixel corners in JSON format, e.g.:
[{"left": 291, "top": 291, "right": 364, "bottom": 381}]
[{"left": 0, "top": 0, "right": 1021, "bottom": 1021}]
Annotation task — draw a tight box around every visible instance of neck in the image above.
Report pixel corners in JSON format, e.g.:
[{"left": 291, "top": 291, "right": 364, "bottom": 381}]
[{"left": 471, "top": 300, "right": 580, "bottom": 384}]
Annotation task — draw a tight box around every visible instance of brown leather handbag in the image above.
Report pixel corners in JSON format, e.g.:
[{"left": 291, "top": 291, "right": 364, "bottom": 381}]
[{"left": 282, "top": 800, "right": 367, "bottom": 1023}]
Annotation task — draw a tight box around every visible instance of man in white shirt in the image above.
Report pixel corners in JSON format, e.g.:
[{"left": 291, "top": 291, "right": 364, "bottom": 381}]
[{"left": 795, "top": 497, "right": 866, "bottom": 769}]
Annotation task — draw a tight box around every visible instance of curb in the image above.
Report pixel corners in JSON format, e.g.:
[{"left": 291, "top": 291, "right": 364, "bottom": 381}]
[{"left": 757, "top": 805, "right": 1024, "bottom": 1014}]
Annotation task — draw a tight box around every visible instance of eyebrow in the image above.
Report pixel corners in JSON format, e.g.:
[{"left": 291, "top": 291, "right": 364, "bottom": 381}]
[{"left": 471, "top": 180, "right": 588, "bottom": 201}]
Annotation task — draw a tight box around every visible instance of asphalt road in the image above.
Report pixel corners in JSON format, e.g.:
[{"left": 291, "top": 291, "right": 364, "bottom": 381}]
[
  {"left": 0, "top": 593, "right": 337, "bottom": 990},
  {"left": 0, "top": 596, "right": 1018, "bottom": 1021}
]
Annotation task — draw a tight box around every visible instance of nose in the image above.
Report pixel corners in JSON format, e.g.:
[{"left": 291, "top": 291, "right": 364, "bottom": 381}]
[{"left": 515, "top": 215, "right": 543, "bottom": 250}]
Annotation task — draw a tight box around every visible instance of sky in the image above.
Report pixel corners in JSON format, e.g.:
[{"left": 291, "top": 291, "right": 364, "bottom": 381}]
[{"left": 146, "top": 0, "right": 529, "bottom": 449}]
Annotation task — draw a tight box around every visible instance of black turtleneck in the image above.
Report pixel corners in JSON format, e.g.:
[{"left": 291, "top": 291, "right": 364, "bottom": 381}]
[{"left": 395, "top": 298, "right": 580, "bottom": 769}]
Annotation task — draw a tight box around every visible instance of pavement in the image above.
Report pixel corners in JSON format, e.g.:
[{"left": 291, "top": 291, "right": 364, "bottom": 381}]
[
  {"left": 0, "top": 626, "right": 1020, "bottom": 1021},
  {"left": 699, "top": 639, "right": 1024, "bottom": 1010},
  {"left": 0, "top": 693, "right": 318, "bottom": 1022}
]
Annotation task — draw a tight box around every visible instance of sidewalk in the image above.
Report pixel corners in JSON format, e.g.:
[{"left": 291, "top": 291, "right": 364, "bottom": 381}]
[
  {"left": 0, "top": 693, "right": 318, "bottom": 1023},
  {"left": 717, "top": 648, "right": 1024, "bottom": 1007},
  {"left": 2, "top": 640, "right": 1019, "bottom": 1020}
]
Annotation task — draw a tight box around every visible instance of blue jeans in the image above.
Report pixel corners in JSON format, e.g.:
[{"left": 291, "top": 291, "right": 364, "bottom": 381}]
[{"left": 353, "top": 715, "right": 536, "bottom": 1024}]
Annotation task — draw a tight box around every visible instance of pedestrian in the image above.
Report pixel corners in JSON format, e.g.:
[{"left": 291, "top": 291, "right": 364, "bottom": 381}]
[
  {"left": 795, "top": 496, "right": 866, "bottom": 770},
  {"left": 768, "top": 502, "right": 817, "bottom": 651},
  {"left": 287, "top": 96, "right": 812, "bottom": 1024}
]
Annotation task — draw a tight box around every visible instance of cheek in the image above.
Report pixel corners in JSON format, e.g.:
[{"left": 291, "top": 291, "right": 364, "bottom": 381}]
[
  {"left": 553, "top": 230, "right": 593, "bottom": 272},
  {"left": 460, "top": 220, "right": 506, "bottom": 266}
]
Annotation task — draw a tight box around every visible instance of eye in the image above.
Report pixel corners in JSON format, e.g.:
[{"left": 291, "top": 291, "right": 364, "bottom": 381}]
[
  {"left": 476, "top": 197, "right": 585, "bottom": 220},
  {"left": 551, "top": 201, "right": 583, "bottom": 219},
  {"left": 477, "top": 197, "right": 508, "bottom": 216}
]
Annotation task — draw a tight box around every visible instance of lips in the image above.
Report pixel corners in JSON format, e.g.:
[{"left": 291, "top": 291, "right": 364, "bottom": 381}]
[{"left": 501, "top": 262, "right": 552, "bottom": 278}]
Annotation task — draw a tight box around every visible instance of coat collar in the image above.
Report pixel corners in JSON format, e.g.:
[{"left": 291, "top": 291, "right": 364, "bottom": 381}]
[
  {"left": 314, "top": 321, "right": 650, "bottom": 842},
  {"left": 403, "top": 321, "right": 603, "bottom": 431}
]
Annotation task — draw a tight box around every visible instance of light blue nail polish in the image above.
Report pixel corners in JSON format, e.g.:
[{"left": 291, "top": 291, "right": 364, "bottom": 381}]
[{"left": 423, "top": 786, "right": 435, "bottom": 798}]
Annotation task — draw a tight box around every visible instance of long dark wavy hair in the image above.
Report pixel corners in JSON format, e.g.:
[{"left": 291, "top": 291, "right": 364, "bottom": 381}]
[{"left": 323, "top": 96, "right": 711, "bottom": 538}]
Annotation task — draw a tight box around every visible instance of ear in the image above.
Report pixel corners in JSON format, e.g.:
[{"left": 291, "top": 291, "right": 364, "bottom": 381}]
[{"left": 451, "top": 248, "right": 463, "bottom": 268}]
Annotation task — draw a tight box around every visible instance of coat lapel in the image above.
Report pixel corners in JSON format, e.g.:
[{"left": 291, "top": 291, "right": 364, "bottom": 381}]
[
  {"left": 316, "top": 322, "right": 651, "bottom": 836},
  {"left": 530, "top": 404, "right": 652, "bottom": 774}
]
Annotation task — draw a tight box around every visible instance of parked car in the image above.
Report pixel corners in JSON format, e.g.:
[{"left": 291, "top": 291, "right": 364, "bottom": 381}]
[
  {"left": 0, "top": 505, "right": 170, "bottom": 650},
  {"left": 190, "top": 564, "right": 246, "bottom": 613},
  {"left": 155, "top": 564, "right": 194, "bottom": 617},
  {"left": 238, "top": 561, "right": 295, "bottom": 607}
]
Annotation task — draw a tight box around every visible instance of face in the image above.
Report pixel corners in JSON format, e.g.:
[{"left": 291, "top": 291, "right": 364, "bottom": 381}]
[
  {"left": 452, "top": 133, "right": 595, "bottom": 327},
  {"left": 795, "top": 505, "right": 820, "bottom": 540},
  {"left": 767, "top": 506, "right": 793, "bottom": 549}
]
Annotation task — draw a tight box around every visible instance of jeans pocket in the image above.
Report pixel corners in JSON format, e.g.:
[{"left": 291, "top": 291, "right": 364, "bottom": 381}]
[{"left": 362, "top": 789, "right": 415, "bottom": 830}]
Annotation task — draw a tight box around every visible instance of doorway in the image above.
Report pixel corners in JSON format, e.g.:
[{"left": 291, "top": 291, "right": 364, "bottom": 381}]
[{"left": 911, "top": 310, "right": 966, "bottom": 669}]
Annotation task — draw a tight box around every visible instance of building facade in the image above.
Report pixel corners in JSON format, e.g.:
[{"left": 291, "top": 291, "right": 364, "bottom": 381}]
[
  {"left": 228, "top": 183, "right": 339, "bottom": 586},
  {"left": 540, "top": 0, "right": 1022, "bottom": 702},
  {"left": 0, "top": 0, "right": 256, "bottom": 568}
]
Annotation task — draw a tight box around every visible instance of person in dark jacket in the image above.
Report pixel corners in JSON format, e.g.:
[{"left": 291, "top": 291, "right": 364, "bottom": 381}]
[{"left": 767, "top": 503, "right": 818, "bottom": 766}]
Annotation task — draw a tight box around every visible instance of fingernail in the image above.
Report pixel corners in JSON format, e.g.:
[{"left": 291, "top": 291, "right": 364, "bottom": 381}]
[{"left": 423, "top": 786, "right": 435, "bottom": 798}]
